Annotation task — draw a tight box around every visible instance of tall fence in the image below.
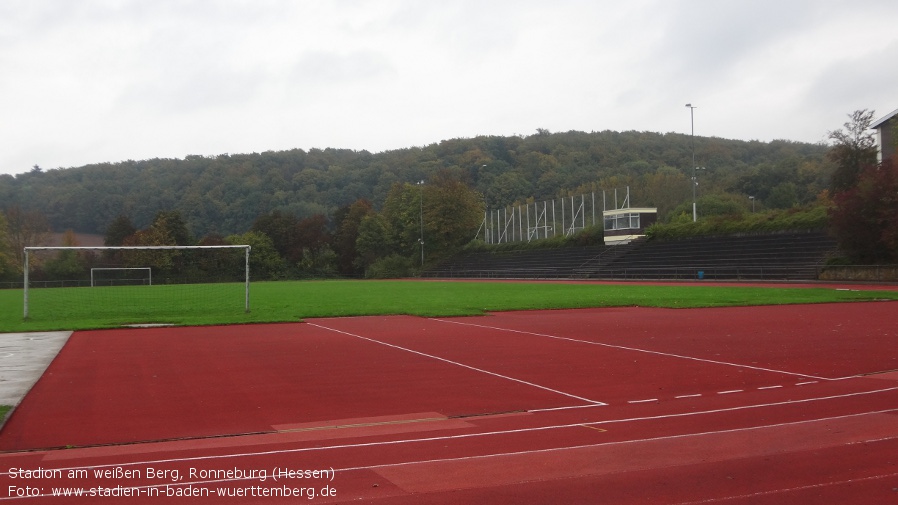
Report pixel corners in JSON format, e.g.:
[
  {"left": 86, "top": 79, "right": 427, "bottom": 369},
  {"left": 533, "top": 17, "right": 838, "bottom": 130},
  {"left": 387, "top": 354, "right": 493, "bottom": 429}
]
[{"left": 481, "top": 189, "right": 632, "bottom": 245}]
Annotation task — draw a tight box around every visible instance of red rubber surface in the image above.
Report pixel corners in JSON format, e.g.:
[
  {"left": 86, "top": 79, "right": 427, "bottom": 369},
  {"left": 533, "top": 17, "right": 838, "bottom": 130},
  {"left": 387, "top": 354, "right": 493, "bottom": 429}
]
[{"left": 1, "top": 301, "right": 897, "bottom": 503}]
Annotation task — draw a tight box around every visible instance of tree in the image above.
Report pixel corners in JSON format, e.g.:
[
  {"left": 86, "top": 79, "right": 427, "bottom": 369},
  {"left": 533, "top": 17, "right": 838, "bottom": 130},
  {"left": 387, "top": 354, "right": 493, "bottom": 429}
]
[
  {"left": 293, "top": 214, "right": 335, "bottom": 275},
  {"left": 333, "top": 199, "right": 374, "bottom": 276},
  {"left": 828, "top": 158, "right": 898, "bottom": 263},
  {"left": 226, "top": 231, "right": 286, "bottom": 280},
  {"left": 827, "top": 109, "right": 878, "bottom": 193},
  {"left": 121, "top": 226, "right": 177, "bottom": 270},
  {"left": 251, "top": 210, "right": 302, "bottom": 263},
  {"left": 381, "top": 182, "right": 423, "bottom": 257},
  {"left": 295, "top": 214, "right": 331, "bottom": 259},
  {"left": 150, "top": 210, "right": 193, "bottom": 245},
  {"left": 4, "top": 206, "right": 50, "bottom": 268},
  {"left": 43, "top": 230, "right": 86, "bottom": 280},
  {"left": 104, "top": 215, "right": 137, "bottom": 246},
  {"left": 421, "top": 172, "right": 485, "bottom": 260},
  {"left": 355, "top": 214, "right": 395, "bottom": 270},
  {"left": 766, "top": 182, "right": 800, "bottom": 209},
  {"left": 0, "top": 212, "right": 14, "bottom": 279}
]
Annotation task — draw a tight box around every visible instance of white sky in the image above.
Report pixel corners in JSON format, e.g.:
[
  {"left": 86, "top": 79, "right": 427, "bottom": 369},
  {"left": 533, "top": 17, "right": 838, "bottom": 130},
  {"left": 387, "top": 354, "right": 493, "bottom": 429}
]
[{"left": 2, "top": 0, "right": 898, "bottom": 176}]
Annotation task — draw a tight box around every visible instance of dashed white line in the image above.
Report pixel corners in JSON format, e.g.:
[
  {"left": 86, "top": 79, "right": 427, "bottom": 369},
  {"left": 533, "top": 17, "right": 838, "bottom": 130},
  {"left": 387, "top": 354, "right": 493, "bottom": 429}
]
[
  {"left": 675, "top": 394, "right": 703, "bottom": 399},
  {"left": 717, "top": 390, "right": 744, "bottom": 395},
  {"left": 434, "top": 318, "right": 831, "bottom": 381},
  {"left": 757, "top": 385, "right": 783, "bottom": 390}
]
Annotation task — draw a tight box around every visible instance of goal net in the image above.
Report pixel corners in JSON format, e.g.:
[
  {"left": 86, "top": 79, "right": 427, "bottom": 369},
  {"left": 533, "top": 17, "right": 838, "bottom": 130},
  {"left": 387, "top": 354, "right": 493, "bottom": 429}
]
[
  {"left": 91, "top": 267, "right": 152, "bottom": 287},
  {"left": 23, "top": 245, "right": 250, "bottom": 323}
]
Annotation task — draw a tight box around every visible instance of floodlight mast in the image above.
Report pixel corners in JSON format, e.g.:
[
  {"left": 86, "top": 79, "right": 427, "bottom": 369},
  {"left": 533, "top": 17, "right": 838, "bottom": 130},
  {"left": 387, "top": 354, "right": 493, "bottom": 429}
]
[
  {"left": 23, "top": 249, "right": 29, "bottom": 320},
  {"left": 686, "top": 103, "right": 697, "bottom": 222}
]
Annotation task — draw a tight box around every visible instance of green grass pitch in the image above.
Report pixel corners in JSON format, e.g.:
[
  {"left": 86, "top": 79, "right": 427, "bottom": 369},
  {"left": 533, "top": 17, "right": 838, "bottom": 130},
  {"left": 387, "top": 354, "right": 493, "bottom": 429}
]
[{"left": 1, "top": 279, "right": 896, "bottom": 333}]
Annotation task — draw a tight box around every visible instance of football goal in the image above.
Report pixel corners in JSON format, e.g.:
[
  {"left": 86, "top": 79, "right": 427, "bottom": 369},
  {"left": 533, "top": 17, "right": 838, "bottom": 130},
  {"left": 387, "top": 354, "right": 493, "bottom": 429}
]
[{"left": 23, "top": 245, "right": 251, "bottom": 322}]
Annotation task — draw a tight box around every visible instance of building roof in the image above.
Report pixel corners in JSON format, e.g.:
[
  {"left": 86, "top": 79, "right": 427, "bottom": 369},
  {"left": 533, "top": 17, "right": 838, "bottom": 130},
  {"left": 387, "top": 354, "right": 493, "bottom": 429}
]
[
  {"left": 602, "top": 207, "right": 657, "bottom": 216},
  {"left": 871, "top": 108, "right": 898, "bottom": 129}
]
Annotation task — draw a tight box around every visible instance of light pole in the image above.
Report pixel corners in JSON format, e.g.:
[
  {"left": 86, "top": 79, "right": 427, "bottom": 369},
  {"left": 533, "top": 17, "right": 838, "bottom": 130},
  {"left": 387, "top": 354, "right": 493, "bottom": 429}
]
[
  {"left": 685, "top": 103, "right": 698, "bottom": 222},
  {"left": 417, "top": 180, "right": 424, "bottom": 266},
  {"left": 749, "top": 196, "right": 756, "bottom": 213}
]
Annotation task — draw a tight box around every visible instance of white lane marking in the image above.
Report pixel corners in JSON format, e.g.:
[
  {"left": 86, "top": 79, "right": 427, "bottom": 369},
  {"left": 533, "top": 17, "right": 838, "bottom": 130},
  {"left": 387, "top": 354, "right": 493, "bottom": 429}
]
[
  {"left": 670, "top": 472, "right": 898, "bottom": 504},
  {"left": 8, "top": 427, "right": 898, "bottom": 502},
  {"left": 434, "top": 318, "right": 832, "bottom": 381},
  {"left": 336, "top": 409, "right": 898, "bottom": 473},
  {"left": 306, "top": 322, "right": 607, "bottom": 406},
  {"left": 529, "top": 404, "right": 602, "bottom": 413},
  {"left": 8, "top": 386, "right": 898, "bottom": 478}
]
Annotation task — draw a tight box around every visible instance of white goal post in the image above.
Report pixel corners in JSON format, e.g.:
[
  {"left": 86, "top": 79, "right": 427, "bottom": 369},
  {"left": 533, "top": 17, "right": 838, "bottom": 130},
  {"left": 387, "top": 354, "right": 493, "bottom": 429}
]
[{"left": 23, "top": 245, "right": 251, "bottom": 319}]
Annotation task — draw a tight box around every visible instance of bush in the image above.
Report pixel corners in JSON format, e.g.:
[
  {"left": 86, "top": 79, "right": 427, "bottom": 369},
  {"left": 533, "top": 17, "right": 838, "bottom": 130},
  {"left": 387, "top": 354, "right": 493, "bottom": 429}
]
[
  {"left": 365, "top": 254, "right": 415, "bottom": 279},
  {"left": 645, "top": 204, "right": 828, "bottom": 241}
]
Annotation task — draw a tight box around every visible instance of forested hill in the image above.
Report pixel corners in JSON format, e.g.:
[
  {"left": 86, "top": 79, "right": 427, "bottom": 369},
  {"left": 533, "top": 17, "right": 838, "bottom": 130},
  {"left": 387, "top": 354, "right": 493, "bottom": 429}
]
[{"left": 0, "top": 130, "right": 831, "bottom": 237}]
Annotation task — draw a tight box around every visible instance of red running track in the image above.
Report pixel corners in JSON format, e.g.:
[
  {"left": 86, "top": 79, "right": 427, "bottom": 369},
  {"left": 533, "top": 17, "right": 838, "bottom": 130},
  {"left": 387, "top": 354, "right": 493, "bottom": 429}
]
[{"left": 1, "top": 302, "right": 897, "bottom": 503}]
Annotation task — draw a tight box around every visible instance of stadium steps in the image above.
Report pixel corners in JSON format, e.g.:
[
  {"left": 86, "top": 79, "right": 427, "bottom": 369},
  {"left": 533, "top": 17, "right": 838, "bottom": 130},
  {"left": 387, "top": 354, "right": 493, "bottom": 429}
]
[
  {"left": 423, "top": 245, "right": 612, "bottom": 279},
  {"left": 423, "top": 231, "right": 838, "bottom": 281},
  {"left": 592, "top": 232, "right": 837, "bottom": 280}
]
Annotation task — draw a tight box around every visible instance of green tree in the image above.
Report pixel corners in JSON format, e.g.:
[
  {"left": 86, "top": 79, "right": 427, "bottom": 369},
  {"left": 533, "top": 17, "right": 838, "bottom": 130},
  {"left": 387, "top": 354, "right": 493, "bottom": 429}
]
[
  {"left": 667, "top": 193, "right": 746, "bottom": 221},
  {"left": 333, "top": 199, "right": 374, "bottom": 276},
  {"left": 104, "top": 215, "right": 137, "bottom": 246},
  {"left": 828, "top": 109, "right": 878, "bottom": 193},
  {"left": 421, "top": 172, "right": 484, "bottom": 261},
  {"left": 642, "top": 167, "right": 691, "bottom": 220},
  {"left": 355, "top": 214, "right": 395, "bottom": 271},
  {"left": 766, "top": 182, "right": 800, "bottom": 209},
  {"left": 43, "top": 230, "right": 86, "bottom": 280},
  {"left": 251, "top": 210, "right": 302, "bottom": 263},
  {"left": 226, "top": 231, "right": 287, "bottom": 280},
  {"left": 150, "top": 210, "right": 193, "bottom": 245},
  {"left": 382, "top": 182, "right": 423, "bottom": 257},
  {"left": 121, "top": 226, "right": 177, "bottom": 271}
]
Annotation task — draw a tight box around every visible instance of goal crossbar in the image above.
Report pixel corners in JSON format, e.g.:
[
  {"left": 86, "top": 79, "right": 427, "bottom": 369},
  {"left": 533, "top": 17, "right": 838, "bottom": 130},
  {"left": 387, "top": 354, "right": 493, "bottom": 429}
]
[{"left": 23, "top": 245, "right": 251, "bottom": 319}]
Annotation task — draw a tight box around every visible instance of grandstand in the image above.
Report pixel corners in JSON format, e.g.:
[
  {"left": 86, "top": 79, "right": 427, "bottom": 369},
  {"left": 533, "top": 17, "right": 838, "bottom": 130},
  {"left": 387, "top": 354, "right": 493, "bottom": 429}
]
[{"left": 424, "top": 231, "right": 838, "bottom": 281}]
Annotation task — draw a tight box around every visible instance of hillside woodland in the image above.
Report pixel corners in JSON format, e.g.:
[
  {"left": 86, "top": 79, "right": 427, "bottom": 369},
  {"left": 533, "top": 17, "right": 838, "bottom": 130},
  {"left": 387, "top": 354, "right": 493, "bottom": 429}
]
[{"left": 1, "top": 121, "right": 894, "bottom": 280}]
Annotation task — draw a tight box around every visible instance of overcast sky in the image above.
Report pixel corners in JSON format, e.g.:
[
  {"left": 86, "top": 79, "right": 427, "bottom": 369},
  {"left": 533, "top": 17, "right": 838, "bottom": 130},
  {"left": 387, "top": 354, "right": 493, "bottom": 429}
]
[{"left": 2, "top": 0, "right": 897, "bottom": 177}]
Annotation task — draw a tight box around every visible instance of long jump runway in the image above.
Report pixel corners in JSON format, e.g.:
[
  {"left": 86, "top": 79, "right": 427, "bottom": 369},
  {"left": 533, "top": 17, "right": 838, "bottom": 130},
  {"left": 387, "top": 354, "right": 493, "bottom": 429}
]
[{"left": 1, "top": 302, "right": 897, "bottom": 503}]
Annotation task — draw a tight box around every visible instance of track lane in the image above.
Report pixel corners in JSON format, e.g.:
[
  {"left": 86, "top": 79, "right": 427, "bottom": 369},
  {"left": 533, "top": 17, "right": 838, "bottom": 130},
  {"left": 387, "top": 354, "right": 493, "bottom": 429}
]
[{"left": 2, "top": 303, "right": 896, "bottom": 503}]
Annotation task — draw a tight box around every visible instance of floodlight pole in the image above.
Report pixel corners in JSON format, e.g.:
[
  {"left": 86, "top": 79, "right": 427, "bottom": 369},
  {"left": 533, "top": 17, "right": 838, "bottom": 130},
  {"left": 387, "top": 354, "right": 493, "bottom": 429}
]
[
  {"left": 417, "top": 180, "right": 425, "bottom": 266},
  {"left": 245, "top": 245, "right": 251, "bottom": 313},
  {"left": 23, "top": 249, "right": 29, "bottom": 320},
  {"left": 686, "top": 103, "right": 697, "bottom": 222}
]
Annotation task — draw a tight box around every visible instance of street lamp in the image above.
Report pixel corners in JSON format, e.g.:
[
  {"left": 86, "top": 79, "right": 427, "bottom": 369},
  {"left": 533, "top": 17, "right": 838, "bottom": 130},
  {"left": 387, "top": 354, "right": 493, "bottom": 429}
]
[
  {"left": 416, "top": 180, "right": 424, "bottom": 266},
  {"left": 749, "top": 196, "right": 756, "bottom": 213},
  {"left": 685, "top": 103, "right": 698, "bottom": 222}
]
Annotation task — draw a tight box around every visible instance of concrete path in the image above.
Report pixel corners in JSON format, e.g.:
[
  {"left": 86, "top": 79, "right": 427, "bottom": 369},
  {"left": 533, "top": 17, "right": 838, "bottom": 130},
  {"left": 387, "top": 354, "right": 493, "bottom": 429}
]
[{"left": 0, "top": 332, "right": 71, "bottom": 407}]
